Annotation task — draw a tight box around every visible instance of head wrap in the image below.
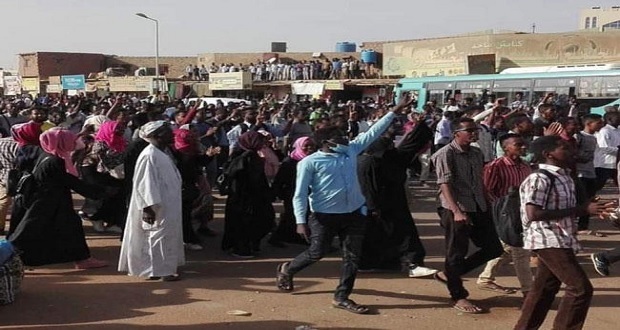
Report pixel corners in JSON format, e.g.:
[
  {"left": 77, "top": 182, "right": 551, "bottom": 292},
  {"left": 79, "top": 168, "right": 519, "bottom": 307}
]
[
  {"left": 237, "top": 131, "right": 264, "bottom": 152},
  {"left": 95, "top": 121, "right": 127, "bottom": 152},
  {"left": 289, "top": 136, "right": 312, "bottom": 161},
  {"left": 11, "top": 121, "right": 43, "bottom": 146},
  {"left": 173, "top": 129, "right": 199, "bottom": 155},
  {"left": 39, "top": 128, "right": 79, "bottom": 176},
  {"left": 84, "top": 115, "right": 110, "bottom": 132},
  {"left": 139, "top": 120, "right": 167, "bottom": 139}
]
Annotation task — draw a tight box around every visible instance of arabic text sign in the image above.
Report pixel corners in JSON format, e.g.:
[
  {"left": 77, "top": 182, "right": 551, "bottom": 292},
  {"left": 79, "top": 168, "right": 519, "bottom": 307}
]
[
  {"left": 109, "top": 76, "right": 154, "bottom": 92},
  {"left": 22, "top": 77, "right": 40, "bottom": 93},
  {"left": 209, "top": 72, "right": 252, "bottom": 90},
  {"left": 61, "top": 75, "right": 85, "bottom": 90}
]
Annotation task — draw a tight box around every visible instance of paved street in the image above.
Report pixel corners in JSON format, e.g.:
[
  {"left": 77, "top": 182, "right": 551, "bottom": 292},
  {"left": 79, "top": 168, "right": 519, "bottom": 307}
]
[{"left": 1, "top": 185, "right": 619, "bottom": 330}]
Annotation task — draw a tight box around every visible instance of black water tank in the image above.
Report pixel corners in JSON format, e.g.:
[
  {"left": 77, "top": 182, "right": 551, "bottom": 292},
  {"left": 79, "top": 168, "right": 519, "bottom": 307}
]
[{"left": 271, "top": 42, "right": 287, "bottom": 52}]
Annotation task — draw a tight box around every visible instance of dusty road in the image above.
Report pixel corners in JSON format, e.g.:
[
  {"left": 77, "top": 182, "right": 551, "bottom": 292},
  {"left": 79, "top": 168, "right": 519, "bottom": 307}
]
[{"left": 1, "top": 185, "right": 619, "bottom": 330}]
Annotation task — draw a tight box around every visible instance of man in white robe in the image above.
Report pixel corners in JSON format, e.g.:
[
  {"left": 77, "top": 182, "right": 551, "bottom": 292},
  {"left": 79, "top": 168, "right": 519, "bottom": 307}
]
[{"left": 118, "top": 121, "right": 185, "bottom": 280}]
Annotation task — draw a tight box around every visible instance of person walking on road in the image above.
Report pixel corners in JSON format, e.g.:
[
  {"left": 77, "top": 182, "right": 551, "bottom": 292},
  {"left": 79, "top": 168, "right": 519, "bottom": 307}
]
[{"left": 275, "top": 95, "right": 413, "bottom": 314}]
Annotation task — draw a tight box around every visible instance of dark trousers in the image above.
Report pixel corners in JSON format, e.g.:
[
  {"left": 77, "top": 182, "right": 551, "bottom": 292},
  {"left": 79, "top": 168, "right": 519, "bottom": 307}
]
[
  {"left": 600, "top": 247, "right": 620, "bottom": 264},
  {"left": 515, "top": 248, "right": 593, "bottom": 330},
  {"left": 578, "top": 177, "right": 598, "bottom": 230},
  {"left": 594, "top": 167, "right": 617, "bottom": 192},
  {"left": 438, "top": 208, "right": 503, "bottom": 301},
  {"left": 287, "top": 210, "right": 367, "bottom": 302}
]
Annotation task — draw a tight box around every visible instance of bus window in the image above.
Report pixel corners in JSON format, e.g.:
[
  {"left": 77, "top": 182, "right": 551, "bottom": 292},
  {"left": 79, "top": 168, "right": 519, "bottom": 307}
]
[
  {"left": 455, "top": 81, "right": 491, "bottom": 103},
  {"left": 578, "top": 76, "right": 603, "bottom": 98},
  {"left": 428, "top": 90, "right": 447, "bottom": 107},
  {"left": 602, "top": 76, "right": 620, "bottom": 98}
]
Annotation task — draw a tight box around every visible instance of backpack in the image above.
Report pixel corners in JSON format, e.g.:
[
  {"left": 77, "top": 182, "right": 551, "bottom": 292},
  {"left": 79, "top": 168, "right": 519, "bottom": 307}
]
[
  {"left": 491, "top": 169, "right": 555, "bottom": 247},
  {"left": 7, "top": 157, "right": 51, "bottom": 199}
]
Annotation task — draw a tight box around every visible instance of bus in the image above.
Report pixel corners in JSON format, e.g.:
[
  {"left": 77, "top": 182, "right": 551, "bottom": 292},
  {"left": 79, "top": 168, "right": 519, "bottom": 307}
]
[{"left": 394, "top": 67, "right": 620, "bottom": 114}]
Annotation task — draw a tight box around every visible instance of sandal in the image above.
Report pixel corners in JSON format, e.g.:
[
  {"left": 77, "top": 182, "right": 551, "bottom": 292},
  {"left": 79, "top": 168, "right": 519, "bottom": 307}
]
[
  {"left": 433, "top": 272, "right": 448, "bottom": 286},
  {"left": 276, "top": 262, "right": 294, "bottom": 291},
  {"left": 452, "top": 299, "right": 483, "bottom": 314},
  {"left": 332, "top": 299, "right": 370, "bottom": 314},
  {"left": 477, "top": 282, "right": 517, "bottom": 294}
]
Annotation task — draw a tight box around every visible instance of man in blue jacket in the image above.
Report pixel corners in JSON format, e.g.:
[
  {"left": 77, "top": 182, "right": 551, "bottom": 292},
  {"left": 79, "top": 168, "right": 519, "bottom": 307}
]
[{"left": 275, "top": 95, "right": 413, "bottom": 314}]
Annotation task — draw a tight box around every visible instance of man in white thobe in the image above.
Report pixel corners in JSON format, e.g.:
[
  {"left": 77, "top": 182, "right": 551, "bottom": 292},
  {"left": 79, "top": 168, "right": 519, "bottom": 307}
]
[{"left": 118, "top": 121, "right": 185, "bottom": 280}]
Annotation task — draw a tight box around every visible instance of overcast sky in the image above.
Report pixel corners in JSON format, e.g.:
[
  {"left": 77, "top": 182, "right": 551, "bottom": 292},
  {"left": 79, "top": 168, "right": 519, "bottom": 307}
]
[{"left": 1, "top": 0, "right": 617, "bottom": 69}]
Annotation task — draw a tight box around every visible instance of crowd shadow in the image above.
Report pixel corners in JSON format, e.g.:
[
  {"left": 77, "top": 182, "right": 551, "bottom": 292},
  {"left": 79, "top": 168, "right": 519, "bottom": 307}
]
[{"left": 0, "top": 322, "right": 382, "bottom": 330}]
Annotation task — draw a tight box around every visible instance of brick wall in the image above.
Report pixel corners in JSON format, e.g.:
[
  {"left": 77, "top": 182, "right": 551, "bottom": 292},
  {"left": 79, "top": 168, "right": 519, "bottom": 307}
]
[
  {"left": 105, "top": 56, "right": 196, "bottom": 78},
  {"left": 19, "top": 52, "right": 106, "bottom": 79}
]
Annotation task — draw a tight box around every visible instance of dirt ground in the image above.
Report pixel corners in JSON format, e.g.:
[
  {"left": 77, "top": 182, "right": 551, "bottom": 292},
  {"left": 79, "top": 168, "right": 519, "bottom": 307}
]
[{"left": 1, "top": 185, "right": 619, "bottom": 330}]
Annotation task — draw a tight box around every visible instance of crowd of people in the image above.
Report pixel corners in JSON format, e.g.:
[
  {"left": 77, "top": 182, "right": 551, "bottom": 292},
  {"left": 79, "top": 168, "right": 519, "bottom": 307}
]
[
  {"left": 184, "top": 58, "right": 379, "bottom": 81},
  {"left": 0, "top": 89, "right": 619, "bottom": 329}
]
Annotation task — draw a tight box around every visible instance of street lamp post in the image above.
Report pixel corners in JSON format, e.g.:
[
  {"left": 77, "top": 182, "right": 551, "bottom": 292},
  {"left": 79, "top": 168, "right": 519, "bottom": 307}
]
[{"left": 135, "top": 13, "right": 159, "bottom": 91}]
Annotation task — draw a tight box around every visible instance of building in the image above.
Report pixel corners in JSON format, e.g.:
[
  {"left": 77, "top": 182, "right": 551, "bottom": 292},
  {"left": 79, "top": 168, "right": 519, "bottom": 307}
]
[
  {"left": 377, "top": 30, "right": 620, "bottom": 77},
  {"left": 18, "top": 52, "right": 106, "bottom": 80},
  {"left": 580, "top": 6, "right": 620, "bottom": 31}
]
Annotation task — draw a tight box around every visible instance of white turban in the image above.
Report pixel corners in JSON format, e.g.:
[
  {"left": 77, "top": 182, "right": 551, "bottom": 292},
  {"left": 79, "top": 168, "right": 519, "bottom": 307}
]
[{"left": 139, "top": 120, "right": 167, "bottom": 140}]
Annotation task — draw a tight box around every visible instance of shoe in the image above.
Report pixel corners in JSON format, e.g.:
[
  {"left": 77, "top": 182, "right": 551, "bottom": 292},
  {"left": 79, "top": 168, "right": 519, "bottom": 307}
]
[
  {"left": 75, "top": 257, "right": 108, "bottom": 269},
  {"left": 408, "top": 265, "right": 439, "bottom": 278},
  {"left": 185, "top": 243, "right": 204, "bottom": 251},
  {"left": 106, "top": 225, "right": 123, "bottom": 234},
  {"left": 90, "top": 220, "right": 105, "bottom": 233},
  {"left": 591, "top": 253, "right": 610, "bottom": 276},
  {"left": 231, "top": 251, "right": 255, "bottom": 259}
]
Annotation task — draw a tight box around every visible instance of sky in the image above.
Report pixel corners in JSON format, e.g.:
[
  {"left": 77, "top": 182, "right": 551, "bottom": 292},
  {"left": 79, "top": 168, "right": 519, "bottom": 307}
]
[{"left": 1, "top": 0, "right": 618, "bottom": 69}]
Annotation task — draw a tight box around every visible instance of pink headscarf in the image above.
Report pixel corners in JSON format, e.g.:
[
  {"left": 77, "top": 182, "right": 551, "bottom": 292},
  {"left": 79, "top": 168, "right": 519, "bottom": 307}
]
[
  {"left": 39, "top": 128, "right": 79, "bottom": 176},
  {"left": 173, "top": 128, "right": 199, "bottom": 155},
  {"left": 11, "top": 121, "right": 43, "bottom": 146},
  {"left": 289, "top": 136, "right": 311, "bottom": 161},
  {"left": 95, "top": 121, "right": 127, "bottom": 152}
]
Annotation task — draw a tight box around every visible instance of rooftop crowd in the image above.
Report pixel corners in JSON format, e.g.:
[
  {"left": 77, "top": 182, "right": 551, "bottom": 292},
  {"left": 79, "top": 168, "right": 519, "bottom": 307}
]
[
  {"left": 0, "top": 89, "right": 619, "bottom": 329},
  {"left": 184, "top": 57, "right": 380, "bottom": 81}
]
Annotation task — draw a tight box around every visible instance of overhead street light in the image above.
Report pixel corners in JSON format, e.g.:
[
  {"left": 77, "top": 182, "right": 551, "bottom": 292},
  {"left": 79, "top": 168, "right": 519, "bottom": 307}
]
[{"left": 135, "top": 13, "right": 160, "bottom": 91}]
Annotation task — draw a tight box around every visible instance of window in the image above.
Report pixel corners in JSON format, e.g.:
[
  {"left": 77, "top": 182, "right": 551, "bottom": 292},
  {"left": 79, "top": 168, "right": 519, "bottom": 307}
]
[
  {"left": 602, "top": 20, "right": 620, "bottom": 30},
  {"left": 585, "top": 17, "right": 591, "bottom": 29},
  {"left": 592, "top": 17, "right": 598, "bottom": 28},
  {"left": 578, "top": 76, "right": 603, "bottom": 98}
]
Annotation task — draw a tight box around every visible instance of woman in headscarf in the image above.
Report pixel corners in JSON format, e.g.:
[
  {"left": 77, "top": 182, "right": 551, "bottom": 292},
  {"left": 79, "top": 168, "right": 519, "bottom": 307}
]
[
  {"left": 171, "top": 126, "right": 219, "bottom": 251},
  {"left": 11, "top": 121, "right": 44, "bottom": 173},
  {"left": 8, "top": 128, "right": 108, "bottom": 269},
  {"left": 269, "top": 136, "right": 317, "bottom": 247},
  {"left": 221, "top": 131, "right": 275, "bottom": 258},
  {"left": 257, "top": 129, "right": 282, "bottom": 182},
  {"left": 78, "top": 120, "right": 127, "bottom": 233}
]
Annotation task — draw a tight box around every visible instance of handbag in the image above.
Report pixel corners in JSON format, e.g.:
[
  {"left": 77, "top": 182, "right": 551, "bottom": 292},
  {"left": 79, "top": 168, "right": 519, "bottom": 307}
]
[{"left": 491, "top": 187, "right": 523, "bottom": 247}]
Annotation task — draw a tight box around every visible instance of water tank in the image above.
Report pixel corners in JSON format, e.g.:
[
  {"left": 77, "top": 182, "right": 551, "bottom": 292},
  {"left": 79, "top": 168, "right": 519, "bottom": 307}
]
[
  {"left": 361, "top": 50, "right": 378, "bottom": 64},
  {"left": 271, "top": 42, "right": 287, "bottom": 52},
  {"left": 336, "top": 42, "right": 356, "bottom": 52}
]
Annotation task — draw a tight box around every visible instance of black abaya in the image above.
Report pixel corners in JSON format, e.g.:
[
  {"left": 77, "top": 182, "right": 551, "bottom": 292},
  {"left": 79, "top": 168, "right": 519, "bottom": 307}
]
[
  {"left": 357, "top": 122, "right": 433, "bottom": 270},
  {"left": 8, "top": 154, "right": 104, "bottom": 266}
]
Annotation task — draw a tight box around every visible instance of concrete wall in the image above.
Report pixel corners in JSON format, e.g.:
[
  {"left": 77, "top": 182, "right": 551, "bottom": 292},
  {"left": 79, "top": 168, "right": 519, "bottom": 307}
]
[
  {"left": 104, "top": 56, "right": 196, "bottom": 78},
  {"left": 19, "top": 52, "right": 105, "bottom": 79}
]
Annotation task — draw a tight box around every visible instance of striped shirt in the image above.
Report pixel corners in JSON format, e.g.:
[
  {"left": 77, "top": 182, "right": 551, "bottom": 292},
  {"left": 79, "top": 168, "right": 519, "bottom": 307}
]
[
  {"left": 519, "top": 164, "right": 580, "bottom": 252},
  {"left": 0, "top": 137, "right": 19, "bottom": 187},
  {"left": 431, "top": 140, "right": 486, "bottom": 212},
  {"left": 483, "top": 156, "right": 532, "bottom": 202}
]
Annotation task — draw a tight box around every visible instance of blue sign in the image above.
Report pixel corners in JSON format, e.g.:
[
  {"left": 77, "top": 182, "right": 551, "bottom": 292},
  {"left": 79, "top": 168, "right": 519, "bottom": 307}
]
[{"left": 61, "top": 75, "right": 85, "bottom": 90}]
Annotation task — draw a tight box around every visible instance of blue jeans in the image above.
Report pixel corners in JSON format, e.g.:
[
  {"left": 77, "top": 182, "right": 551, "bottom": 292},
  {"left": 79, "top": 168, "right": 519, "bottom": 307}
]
[{"left": 286, "top": 210, "right": 367, "bottom": 301}]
